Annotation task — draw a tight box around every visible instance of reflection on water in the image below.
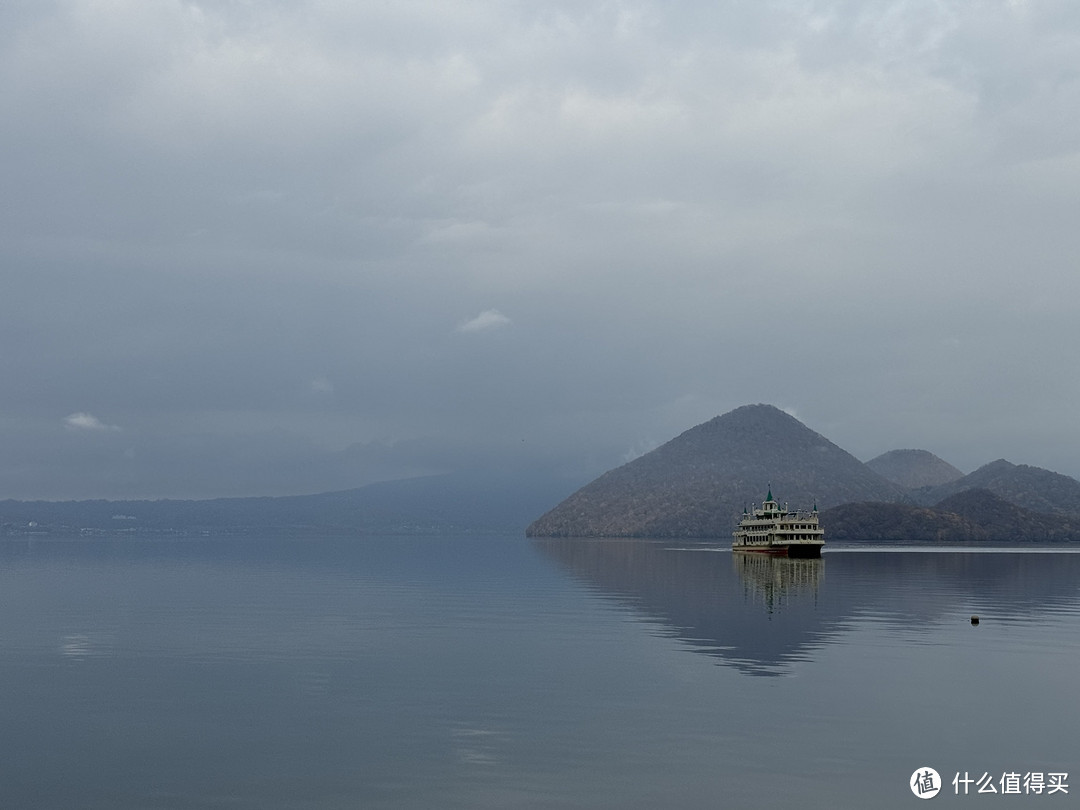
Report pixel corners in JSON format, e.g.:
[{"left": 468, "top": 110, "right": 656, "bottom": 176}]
[
  {"left": 734, "top": 552, "right": 823, "bottom": 614},
  {"left": 2, "top": 536, "right": 1079, "bottom": 809},
  {"left": 534, "top": 539, "right": 1080, "bottom": 676},
  {"left": 534, "top": 538, "right": 838, "bottom": 675}
]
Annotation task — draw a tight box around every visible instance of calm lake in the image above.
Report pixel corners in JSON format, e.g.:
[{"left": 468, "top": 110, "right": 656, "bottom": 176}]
[{"left": 1, "top": 536, "right": 1077, "bottom": 808}]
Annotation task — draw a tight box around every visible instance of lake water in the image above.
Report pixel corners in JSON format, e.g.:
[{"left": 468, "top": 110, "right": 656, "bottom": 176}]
[{"left": 1, "top": 536, "right": 1078, "bottom": 808}]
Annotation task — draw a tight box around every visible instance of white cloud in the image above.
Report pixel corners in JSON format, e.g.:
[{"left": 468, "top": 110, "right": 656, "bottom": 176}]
[
  {"left": 64, "top": 412, "right": 120, "bottom": 432},
  {"left": 456, "top": 309, "right": 511, "bottom": 333}
]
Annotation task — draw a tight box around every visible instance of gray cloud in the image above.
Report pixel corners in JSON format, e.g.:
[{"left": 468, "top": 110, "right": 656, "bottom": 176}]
[{"left": 2, "top": 0, "right": 1080, "bottom": 498}]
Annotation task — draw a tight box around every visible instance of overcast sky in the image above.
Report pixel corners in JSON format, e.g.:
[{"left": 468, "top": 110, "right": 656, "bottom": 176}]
[{"left": 3, "top": 0, "right": 1079, "bottom": 500}]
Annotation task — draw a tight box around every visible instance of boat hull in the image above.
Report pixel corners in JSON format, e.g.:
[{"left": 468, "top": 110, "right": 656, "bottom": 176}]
[{"left": 732, "top": 543, "right": 823, "bottom": 559}]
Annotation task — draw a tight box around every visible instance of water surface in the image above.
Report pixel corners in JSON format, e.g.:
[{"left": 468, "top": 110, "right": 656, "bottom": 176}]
[{"left": 1, "top": 536, "right": 1077, "bottom": 808}]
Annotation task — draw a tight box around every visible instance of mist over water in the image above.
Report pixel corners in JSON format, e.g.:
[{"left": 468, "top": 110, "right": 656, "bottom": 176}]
[{"left": 1, "top": 536, "right": 1077, "bottom": 808}]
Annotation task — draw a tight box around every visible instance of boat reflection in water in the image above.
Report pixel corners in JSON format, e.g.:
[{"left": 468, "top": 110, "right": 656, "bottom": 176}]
[
  {"left": 733, "top": 551, "right": 822, "bottom": 615},
  {"left": 533, "top": 538, "right": 1080, "bottom": 677},
  {"left": 534, "top": 538, "right": 839, "bottom": 676}
]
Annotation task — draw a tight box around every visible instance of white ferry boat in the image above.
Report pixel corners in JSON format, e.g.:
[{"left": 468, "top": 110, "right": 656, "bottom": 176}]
[{"left": 732, "top": 490, "right": 824, "bottom": 558}]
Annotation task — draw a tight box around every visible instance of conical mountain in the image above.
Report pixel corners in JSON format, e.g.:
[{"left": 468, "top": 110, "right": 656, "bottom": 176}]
[
  {"left": 866, "top": 449, "right": 963, "bottom": 490},
  {"left": 526, "top": 404, "right": 905, "bottom": 538}
]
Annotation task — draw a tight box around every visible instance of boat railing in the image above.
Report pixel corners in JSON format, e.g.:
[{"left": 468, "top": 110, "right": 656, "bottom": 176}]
[{"left": 748, "top": 511, "right": 818, "bottom": 521}]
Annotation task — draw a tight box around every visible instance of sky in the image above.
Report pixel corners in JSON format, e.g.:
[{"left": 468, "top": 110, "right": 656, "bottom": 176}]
[{"left": 3, "top": 0, "right": 1080, "bottom": 500}]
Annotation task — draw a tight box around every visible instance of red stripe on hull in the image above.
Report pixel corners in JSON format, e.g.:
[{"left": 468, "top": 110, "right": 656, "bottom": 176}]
[{"left": 732, "top": 544, "right": 823, "bottom": 558}]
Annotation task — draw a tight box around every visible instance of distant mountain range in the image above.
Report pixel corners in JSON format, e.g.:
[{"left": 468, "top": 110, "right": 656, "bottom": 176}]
[
  {"left": 824, "top": 458, "right": 1080, "bottom": 542},
  {"left": 0, "top": 470, "right": 584, "bottom": 537},
  {"left": 6, "top": 403, "right": 1080, "bottom": 542},
  {"left": 528, "top": 404, "right": 1080, "bottom": 543}
]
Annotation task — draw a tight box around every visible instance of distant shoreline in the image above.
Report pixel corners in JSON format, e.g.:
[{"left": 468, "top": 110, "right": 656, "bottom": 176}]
[{"left": 823, "top": 541, "right": 1080, "bottom": 552}]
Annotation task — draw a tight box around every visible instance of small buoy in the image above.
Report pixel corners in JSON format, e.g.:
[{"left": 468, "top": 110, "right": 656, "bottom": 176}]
[{"left": 970, "top": 615, "right": 980, "bottom": 625}]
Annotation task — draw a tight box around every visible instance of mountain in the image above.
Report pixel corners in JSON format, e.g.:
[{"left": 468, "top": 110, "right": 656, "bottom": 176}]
[
  {"left": 0, "top": 470, "right": 584, "bottom": 536},
  {"left": 526, "top": 404, "right": 905, "bottom": 538},
  {"left": 824, "top": 488, "right": 1080, "bottom": 543},
  {"left": 8, "top": 407, "right": 1079, "bottom": 542},
  {"left": 830, "top": 457, "right": 1080, "bottom": 542},
  {"left": 865, "top": 449, "right": 963, "bottom": 489},
  {"left": 912, "top": 459, "right": 1080, "bottom": 515}
]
